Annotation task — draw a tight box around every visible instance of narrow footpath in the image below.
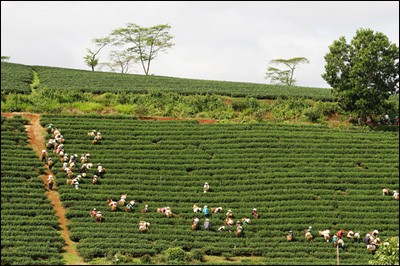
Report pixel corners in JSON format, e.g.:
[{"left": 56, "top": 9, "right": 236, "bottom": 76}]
[{"left": 2, "top": 112, "right": 87, "bottom": 265}]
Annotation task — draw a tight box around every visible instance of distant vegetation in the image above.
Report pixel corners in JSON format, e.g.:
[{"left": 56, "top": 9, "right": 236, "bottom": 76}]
[{"left": 1, "top": 62, "right": 333, "bottom": 100}]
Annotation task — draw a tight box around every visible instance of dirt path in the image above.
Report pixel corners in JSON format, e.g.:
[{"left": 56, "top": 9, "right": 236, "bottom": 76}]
[{"left": 1, "top": 112, "right": 87, "bottom": 265}]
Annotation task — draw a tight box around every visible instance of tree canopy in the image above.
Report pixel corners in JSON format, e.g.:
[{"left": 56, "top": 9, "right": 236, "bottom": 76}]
[
  {"left": 322, "top": 28, "right": 399, "bottom": 116},
  {"left": 85, "top": 23, "right": 174, "bottom": 75},
  {"left": 111, "top": 23, "right": 174, "bottom": 75},
  {"left": 84, "top": 37, "right": 111, "bottom": 71},
  {"left": 265, "top": 57, "right": 309, "bottom": 86}
]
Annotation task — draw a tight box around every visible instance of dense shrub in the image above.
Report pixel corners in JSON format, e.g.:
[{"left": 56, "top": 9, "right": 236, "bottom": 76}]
[{"left": 163, "top": 247, "right": 187, "bottom": 263}]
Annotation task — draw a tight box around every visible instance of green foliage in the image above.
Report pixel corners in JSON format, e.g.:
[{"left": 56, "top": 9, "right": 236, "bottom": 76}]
[
  {"left": 190, "top": 249, "right": 205, "bottom": 262},
  {"left": 22, "top": 64, "right": 333, "bottom": 100},
  {"left": 1, "top": 55, "right": 11, "bottom": 62},
  {"left": 96, "top": 92, "right": 118, "bottom": 106},
  {"left": 369, "top": 237, "right": 399, "bottom": 265},
  {"left": 30, "top": 70, "right": 40, "bottom": 91},
  {"left": 272, "top": 97, "right": 312, "bottom": 120},
  {"left": 1, "top": 93, "right": 31, "bottom": 112},
  {"left": 140, "top": 254, "right": 152, "bottom": 264},
  {"left": 114, "top": 104, "right": 135, "bottom": 114},
  {"left": 266, "top": 57, "right": 310, "bottom": 86},
  {"left": 303, "top": 107, "right": 322, "bottom": 123},
  {"left": 322, "top": 28, "right": 399, "bottom": 116},
  {"left": 84, "top": 37, "right": 111, "bottom": 71},
  {"left": 1, "top": 116, "right": 65, "bottom": 265},
  {"left": 16, "top": 114, "right": 400, "bottom": 264},
  {"left": 231, "top": 97, "right": 260, "bottom": 112},
  {"left": 110, "top": 23, "right": 174, "bottom": 75},
  {"left": 1, "top": 62, "right": 33, "bottom": 94},
  {"left": 70, "top": 101, "right": 104, "bottom": 112},
  {"left": 163, "top": 247, "right": 187, "bottom": 263},
  {"left": 302, "top": 101, "right": 342, "bottom": 123}
]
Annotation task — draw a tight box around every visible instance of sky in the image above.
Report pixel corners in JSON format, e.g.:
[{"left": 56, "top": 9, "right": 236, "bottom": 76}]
[{"left": 1, "top": 1, "right": 399, "bottom": 88}]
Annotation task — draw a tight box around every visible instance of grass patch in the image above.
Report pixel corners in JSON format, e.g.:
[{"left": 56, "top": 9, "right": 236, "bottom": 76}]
[
  {"left": 71, "top": 101, "right": 104, "bottom": 113},
  {"left": 113, "top": 104, "right": 135, "bottom": 114}
]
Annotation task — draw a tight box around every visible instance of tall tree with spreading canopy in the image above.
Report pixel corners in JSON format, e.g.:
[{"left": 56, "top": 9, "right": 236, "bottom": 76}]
[
  {"left": 110, "top": 23, "right": 174, "bottom": 75},
  {"left": 100, "top": 50, "right": 137, "bottom": 74},
  {"left": 84, "top": 37, "right": 111, "bottom": 71},
  {"left": 322, "top": 28, "right": 399, "bottom": 117},
  {"left": 265, "top": 57, "right": 310, "bottom": 86}
]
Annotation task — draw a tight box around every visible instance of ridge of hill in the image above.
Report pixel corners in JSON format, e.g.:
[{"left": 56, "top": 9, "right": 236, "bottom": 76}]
[{"left": 1, "top": 62, "right": 332, "bottom": 100}]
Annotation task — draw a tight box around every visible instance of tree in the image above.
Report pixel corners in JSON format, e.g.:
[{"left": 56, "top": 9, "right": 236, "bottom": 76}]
[
  {"left": 322, "top": 28, "right": 399, "bottom": 117},
  {"left": 265, "top": 57, "right": 309, "bottom": 86},
  {"left": 369, "top": 237, "right": 399, "bottom": 265},
  {"left": 100, "top": 49, "right": 137, "bottom": 74},
  {"left": 1, "top": 56, "right": 10, "bottom": 62},
  {"left": 110, "top": 23, "right": 174, "bottom": 75},
  {"left": 84, "top": 37, "right": 111, "bottom": 71}
]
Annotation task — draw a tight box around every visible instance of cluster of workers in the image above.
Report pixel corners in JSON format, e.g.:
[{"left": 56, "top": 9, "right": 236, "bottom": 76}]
[
  {"left": 287, "top": 226, "right": 387, "bottom": 254},
  {"left": 42, "top": 124, "right": 106, "bottom": 190},
  {"left": 349, "top": 114, "right": 399, "bottom": 126}
]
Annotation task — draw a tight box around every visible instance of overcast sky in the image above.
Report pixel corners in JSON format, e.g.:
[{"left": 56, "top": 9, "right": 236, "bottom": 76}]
[{"left": 1, "top": 1, "right": 399, "bottom": 88}]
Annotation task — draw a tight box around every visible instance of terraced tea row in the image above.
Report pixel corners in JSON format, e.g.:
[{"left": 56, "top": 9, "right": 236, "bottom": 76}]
[
  {"left": 1, "top": 62, "right": 333, "bottom": 100},
  {"left": 40, "top": 114, "right": 399, "bottom": 264},
  {"left": 1, "top": 115, "right": 65, "bottom": 265}
]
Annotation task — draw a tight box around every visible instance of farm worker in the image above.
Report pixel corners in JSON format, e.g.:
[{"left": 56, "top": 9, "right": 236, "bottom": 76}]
[
  {"left": 203, "top": 182, "right": 210, "bottom": 193},
  {"left": 364, "top": 234, "right": 371, "bottom": 245},
  {"left": 47, "top": 157, "right": 54, "bottom": 169},
  {"left": 46, "top": 123, "right": 53, "bottom": 133},
  {"left": 226, "top": 209, "right": 233, "bottom": 218},
  {"left": 287, "top": 230, "right": 293, "bottom": 241},
  {"left": 126, "top": 200, "right": 136, "bottom": 210},
  {"left": 97, "top": 163, "right": 104, "bottom": 174},
  {"left": 142, "top": 204, "right": 148, "bottom": 214},
  {"left": 90, "top": 208, "right": 97, "bottom": 217},
  {"left": 204, "top": 219, "right": 211, "bottom": 230},
  {"left": 95, "top": 211, "right": 102, "bottom": 223},
  {"left": 202, "top": 205, "right": 209, "bottom": 217},
  {"left": 348, "top": 115, "right": 355, "bottom": 123},
  {"left": 236, "top": 221, "right": 243, "bottom": 230},
  {"left": 56, "top": 144, "right": 64, "bottom": 154},
  {"left": 336, "top": 230, "right": 344, "bottom": 239},
  {"left": 331, "top": 235, "right": 339, "bottom": 246},
  {"left": 69, "top": 154, "right": 78, "bottom": 164},
  {"left": 73, "top": 179, "right": 79, "bottom": 189},
  {"left": 252, "top": 208, "right": 258, "bottom": 218},
  {"left": 193, "top": 217, "right": 199, "bottom": 224},
  {"left": 41, "top": 149, "right": 48, "bottom": 164},
  {"left": 242, "top": 218, "right": 251, "bottom": 225},
  {"left": 94, "top": 134, "right": 102, "bottom": 142},
  {"left": 47, "top": 175, "right": 54, "bottom": 190}
]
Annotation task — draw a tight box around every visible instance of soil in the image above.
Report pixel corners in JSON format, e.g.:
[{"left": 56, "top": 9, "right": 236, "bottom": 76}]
[{"left": 1, "top": 112, "right": 87, "bottom": 265}]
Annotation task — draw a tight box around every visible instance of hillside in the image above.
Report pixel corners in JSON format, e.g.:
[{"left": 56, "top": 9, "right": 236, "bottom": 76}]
[
  {"left": 1, "top": 62, "right": 332, "bottom": 100},
  {"left": 1, "top": 61, "right": 399, "bottom": 265}
]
